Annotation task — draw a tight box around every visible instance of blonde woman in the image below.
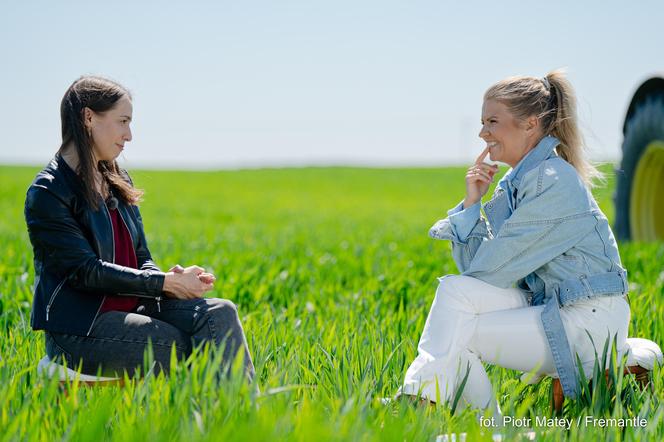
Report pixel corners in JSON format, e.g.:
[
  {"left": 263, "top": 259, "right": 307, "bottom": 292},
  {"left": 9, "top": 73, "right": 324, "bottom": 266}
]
[{"left": 398, "top": 70, "right": 631, "bottom": 418}]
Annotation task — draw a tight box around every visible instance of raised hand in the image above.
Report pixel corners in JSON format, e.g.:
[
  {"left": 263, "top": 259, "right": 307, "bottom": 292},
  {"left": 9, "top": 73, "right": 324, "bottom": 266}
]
[{"left": 463, "top": 146, "right": 499, "bottom": 208}]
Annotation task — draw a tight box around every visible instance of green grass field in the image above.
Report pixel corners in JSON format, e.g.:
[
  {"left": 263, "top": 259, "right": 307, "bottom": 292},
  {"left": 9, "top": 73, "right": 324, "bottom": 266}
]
[{"left": 0, "top": 164, "right": 662, "bottom": 441}]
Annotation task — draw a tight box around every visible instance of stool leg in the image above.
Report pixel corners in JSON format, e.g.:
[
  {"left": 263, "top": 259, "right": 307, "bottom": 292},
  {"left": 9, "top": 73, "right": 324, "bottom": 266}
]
[
  {"left": 624, "top": 366, "right": 651, "bottom": 391},
  {"left": 549, "top": 366, "right": 651, "bottom": 415},
  {"left": 552, "top": 379, "right": 564, "bottom": 414}
]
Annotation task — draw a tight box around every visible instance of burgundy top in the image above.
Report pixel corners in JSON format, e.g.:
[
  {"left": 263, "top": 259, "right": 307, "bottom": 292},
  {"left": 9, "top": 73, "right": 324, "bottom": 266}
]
[{"left": 99, "top": 206, "right": 139, "bottom": 313}]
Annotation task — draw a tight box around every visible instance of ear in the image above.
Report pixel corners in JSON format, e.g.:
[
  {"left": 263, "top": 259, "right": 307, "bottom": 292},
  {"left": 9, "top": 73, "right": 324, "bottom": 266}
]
[
  {"left": 525, "top": 115, "right": 539, "bottom": 133},
  {"left": 82, "top": 107, "right": 94, "bottom": 129}
]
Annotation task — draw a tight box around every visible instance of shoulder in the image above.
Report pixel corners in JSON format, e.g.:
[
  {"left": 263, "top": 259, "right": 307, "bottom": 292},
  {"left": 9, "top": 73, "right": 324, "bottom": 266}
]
[
  {"left": 26, "top": 158, "right": 75, "bottom": 211},
  {"left": 522, "top": 157, "right": 585, "bottom": 195},
  {"left": 516, "top": 157, "right": 592, "bottom": 213},
  {"left": 25, "top": 183, "right": 73, "bottom": 224}
]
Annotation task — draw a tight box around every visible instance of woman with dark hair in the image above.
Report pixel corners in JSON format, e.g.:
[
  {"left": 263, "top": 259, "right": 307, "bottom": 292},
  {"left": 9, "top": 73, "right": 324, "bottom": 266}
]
[{"left": 25, "top": 75, "right": 255, "bottom": 379}]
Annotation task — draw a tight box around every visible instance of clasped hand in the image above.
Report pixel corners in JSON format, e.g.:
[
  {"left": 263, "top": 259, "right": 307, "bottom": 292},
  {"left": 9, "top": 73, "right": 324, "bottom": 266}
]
[{"left": 162, "top": 264, "right": 216, "bottom": 300}]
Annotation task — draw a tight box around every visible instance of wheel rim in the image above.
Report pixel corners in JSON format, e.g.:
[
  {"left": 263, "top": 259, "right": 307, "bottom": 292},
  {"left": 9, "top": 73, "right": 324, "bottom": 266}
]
[{"left": 630, "top": 140, "right": 664, "bottom": 241}]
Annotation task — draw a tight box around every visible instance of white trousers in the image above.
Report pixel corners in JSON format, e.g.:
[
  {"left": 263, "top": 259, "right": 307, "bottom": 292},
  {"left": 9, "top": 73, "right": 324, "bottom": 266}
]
[{"left": 401, "top": 275, "right": 630, "bottom": 415}]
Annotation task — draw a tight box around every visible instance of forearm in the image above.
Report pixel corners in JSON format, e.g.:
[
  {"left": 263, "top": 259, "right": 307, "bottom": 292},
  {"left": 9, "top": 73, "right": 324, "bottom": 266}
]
[
  {"left": 69, "top": 257, "right": 166, "bottom": 296},
  {"left": 429, "top": 212, "right": 491, "bottom": 273},
  {"left": 450, "top": 234, "right": 487, "bottom": 273}
]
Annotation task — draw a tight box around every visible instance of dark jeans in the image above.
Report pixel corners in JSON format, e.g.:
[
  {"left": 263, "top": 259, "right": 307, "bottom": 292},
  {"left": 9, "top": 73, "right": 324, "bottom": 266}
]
[{"left": 45, "top": 297, "right": 255, "bottom": 379}]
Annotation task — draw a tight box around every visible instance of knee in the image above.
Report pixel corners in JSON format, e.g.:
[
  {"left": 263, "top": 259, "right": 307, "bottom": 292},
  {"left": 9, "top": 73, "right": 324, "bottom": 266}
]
[
  {"left": 434, "top": 275, "right": 472, "bottom": 308},
  {"left": 436, "top": 275, "right": 463, "bottom": 298},
  {"left": 205, "top": 298, "right": 241, "bottom": 328}
]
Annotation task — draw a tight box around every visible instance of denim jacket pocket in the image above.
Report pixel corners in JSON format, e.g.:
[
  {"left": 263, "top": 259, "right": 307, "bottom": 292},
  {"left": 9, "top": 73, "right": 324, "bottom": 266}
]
[{"left": 550, "top": 252, "right": 591, "bottom": 276}]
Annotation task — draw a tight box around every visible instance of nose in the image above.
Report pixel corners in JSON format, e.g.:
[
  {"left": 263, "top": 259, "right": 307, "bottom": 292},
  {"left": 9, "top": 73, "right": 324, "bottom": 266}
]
[
  {"left": 478, "top": 124, "right": 489, "bottom": 139},
  {"left": 125, "top": 125, "right": 132, "bottom": 142}
]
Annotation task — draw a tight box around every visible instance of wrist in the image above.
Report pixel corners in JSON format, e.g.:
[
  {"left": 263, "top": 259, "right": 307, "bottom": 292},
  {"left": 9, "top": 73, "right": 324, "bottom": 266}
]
[
  {"left": 463, "top": 198, "right": 479, "bottom": 209},
  {"left": 163, "top": 272, "right": 177, "bottom": 294}
]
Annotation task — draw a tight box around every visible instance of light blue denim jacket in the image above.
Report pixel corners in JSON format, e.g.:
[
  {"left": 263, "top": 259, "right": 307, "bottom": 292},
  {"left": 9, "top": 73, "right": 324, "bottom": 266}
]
[{"left": 429, "top": 135, "right": 628, "bottom": 398}]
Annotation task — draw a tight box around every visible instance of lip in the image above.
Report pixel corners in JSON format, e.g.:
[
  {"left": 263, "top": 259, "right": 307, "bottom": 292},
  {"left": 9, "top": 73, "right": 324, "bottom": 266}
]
[{"left": 116, "top": 144, "right": 124, "bottom": 150}]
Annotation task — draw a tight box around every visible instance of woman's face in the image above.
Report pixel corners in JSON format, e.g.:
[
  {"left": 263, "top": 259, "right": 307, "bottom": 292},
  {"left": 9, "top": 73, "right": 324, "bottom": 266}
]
[
  {"left": 85, "top": 95, "right": 133, "bottom": 163},
  {"left": 478, "top": 99, "right": 538, "bottom": 167}
]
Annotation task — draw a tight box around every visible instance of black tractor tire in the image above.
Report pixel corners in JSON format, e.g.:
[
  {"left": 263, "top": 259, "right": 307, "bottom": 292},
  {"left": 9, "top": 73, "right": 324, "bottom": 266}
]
[{"left": 614, "top": 95, "right": 664, "bottom": 240}]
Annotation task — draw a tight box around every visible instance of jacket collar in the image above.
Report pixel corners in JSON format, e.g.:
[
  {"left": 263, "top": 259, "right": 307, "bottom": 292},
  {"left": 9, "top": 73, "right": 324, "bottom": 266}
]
[{"left": 504, "top": 135, "right": 560, "bottom": 190}]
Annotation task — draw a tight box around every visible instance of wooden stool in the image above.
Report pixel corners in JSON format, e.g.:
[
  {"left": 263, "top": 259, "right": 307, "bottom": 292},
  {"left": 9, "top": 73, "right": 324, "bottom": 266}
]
[
  {"left": 551, "top": 338, "right": 662, "bottom": 413},
  {"left": 37, "top": 355, "right": 124, "bottom": 387}
]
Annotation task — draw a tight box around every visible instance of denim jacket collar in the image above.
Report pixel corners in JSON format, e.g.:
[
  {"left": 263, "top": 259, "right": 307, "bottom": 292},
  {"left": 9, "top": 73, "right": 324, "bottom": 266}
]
[
  {"left": 493, "top": 135, "right": 560, "bottom": 216},
  {"left": 505, "top": 135, "right": 560, "bottom": 191}
]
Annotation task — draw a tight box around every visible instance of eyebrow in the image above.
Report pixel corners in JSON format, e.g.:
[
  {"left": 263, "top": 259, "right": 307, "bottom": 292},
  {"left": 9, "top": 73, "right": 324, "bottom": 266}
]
[
  {"left": 481, "top": 115, "right": 497, "bottom": 122},
  {"left": 120, "top": 115, "right": 132, "bottom": 121}
]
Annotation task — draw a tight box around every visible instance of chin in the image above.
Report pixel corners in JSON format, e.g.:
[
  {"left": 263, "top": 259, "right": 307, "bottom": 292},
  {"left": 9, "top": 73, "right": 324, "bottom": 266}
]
[{"left": 489, "top": 149, "right": 505, "bottom": 164}]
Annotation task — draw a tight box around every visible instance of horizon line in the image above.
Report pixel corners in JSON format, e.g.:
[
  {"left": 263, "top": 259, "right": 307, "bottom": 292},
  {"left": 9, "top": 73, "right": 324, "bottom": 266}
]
[{"left": 0, "top": 156, "right": 621, "bottom": 172}]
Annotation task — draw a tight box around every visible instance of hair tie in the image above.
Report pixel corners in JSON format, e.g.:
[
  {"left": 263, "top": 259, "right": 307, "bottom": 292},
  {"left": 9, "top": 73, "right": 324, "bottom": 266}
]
[{"left": 541, "top": 77, "right": 551, "bottom": 90}]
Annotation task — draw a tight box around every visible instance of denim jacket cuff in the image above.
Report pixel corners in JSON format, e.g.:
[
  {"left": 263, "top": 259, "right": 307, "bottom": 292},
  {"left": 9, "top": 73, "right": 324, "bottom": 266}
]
[{"left": 447, "top": 200, "right": 481, "bottom": 242}]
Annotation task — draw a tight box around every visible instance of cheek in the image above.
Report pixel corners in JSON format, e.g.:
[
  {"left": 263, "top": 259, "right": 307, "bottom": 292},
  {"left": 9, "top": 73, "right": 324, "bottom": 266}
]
[
  {"left": 494, "top": 125, "right": 507, "bottom": 141},
  {"left": 93, "top": 124, "right": 107, "bottom": 141},
  {"left": 98, "top": 125, "right": 116, "bottom": 146}
]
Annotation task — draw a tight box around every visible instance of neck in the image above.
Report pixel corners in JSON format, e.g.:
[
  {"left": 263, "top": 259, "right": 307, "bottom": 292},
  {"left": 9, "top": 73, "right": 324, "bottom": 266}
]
[
  {"left": 60, "top": 143, "right": 107, "bottom": 196},
  {"left": 510, "top": 134, "right": 545, "bottom": 167},
  {"left": 60, "top": 142, "right": 80, "bottom": 172},
  {"left": 61, "top": 142, "right": 103, "bottom": 172}
]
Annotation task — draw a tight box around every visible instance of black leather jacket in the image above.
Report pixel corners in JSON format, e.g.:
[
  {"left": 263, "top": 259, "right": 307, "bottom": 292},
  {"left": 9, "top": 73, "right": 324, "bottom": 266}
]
[{"left": 24, "top": 154, "right": 165, "bottom": 336}]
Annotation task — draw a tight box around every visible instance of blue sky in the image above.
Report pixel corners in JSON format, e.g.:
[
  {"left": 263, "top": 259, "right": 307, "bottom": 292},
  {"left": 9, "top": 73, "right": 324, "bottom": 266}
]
[{"left": 1, "top": 0, "right": 663, "bottom": 169}]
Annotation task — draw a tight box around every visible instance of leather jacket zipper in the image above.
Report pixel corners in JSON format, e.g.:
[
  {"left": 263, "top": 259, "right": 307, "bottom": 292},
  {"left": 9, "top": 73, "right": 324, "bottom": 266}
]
[
  {"left": 87, "top": 201, "right": 115, "bottom": 336},
  {"left": 105, "top": 202, "right": 116, "bottom": 264},
  {"left": 45, "top": 277, "right": 67, "bottom": 321},
  {"left": 133, "top": 293, "right": 162, "bottom": 312}
]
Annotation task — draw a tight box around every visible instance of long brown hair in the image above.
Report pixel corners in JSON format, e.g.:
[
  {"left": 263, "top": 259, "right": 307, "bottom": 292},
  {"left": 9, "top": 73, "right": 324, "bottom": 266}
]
[
  {"left": 483, "top": 69, "right": 603, "bottom": 187},
  {"left": 58, "top": 75, "right": 143, "bottom": 209}
]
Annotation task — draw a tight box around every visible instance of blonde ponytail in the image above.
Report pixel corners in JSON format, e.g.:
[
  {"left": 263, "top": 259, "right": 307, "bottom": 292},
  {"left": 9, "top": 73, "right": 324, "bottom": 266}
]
[{"left": 545, "top": 69, "right": 604, "bottom": 187}]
